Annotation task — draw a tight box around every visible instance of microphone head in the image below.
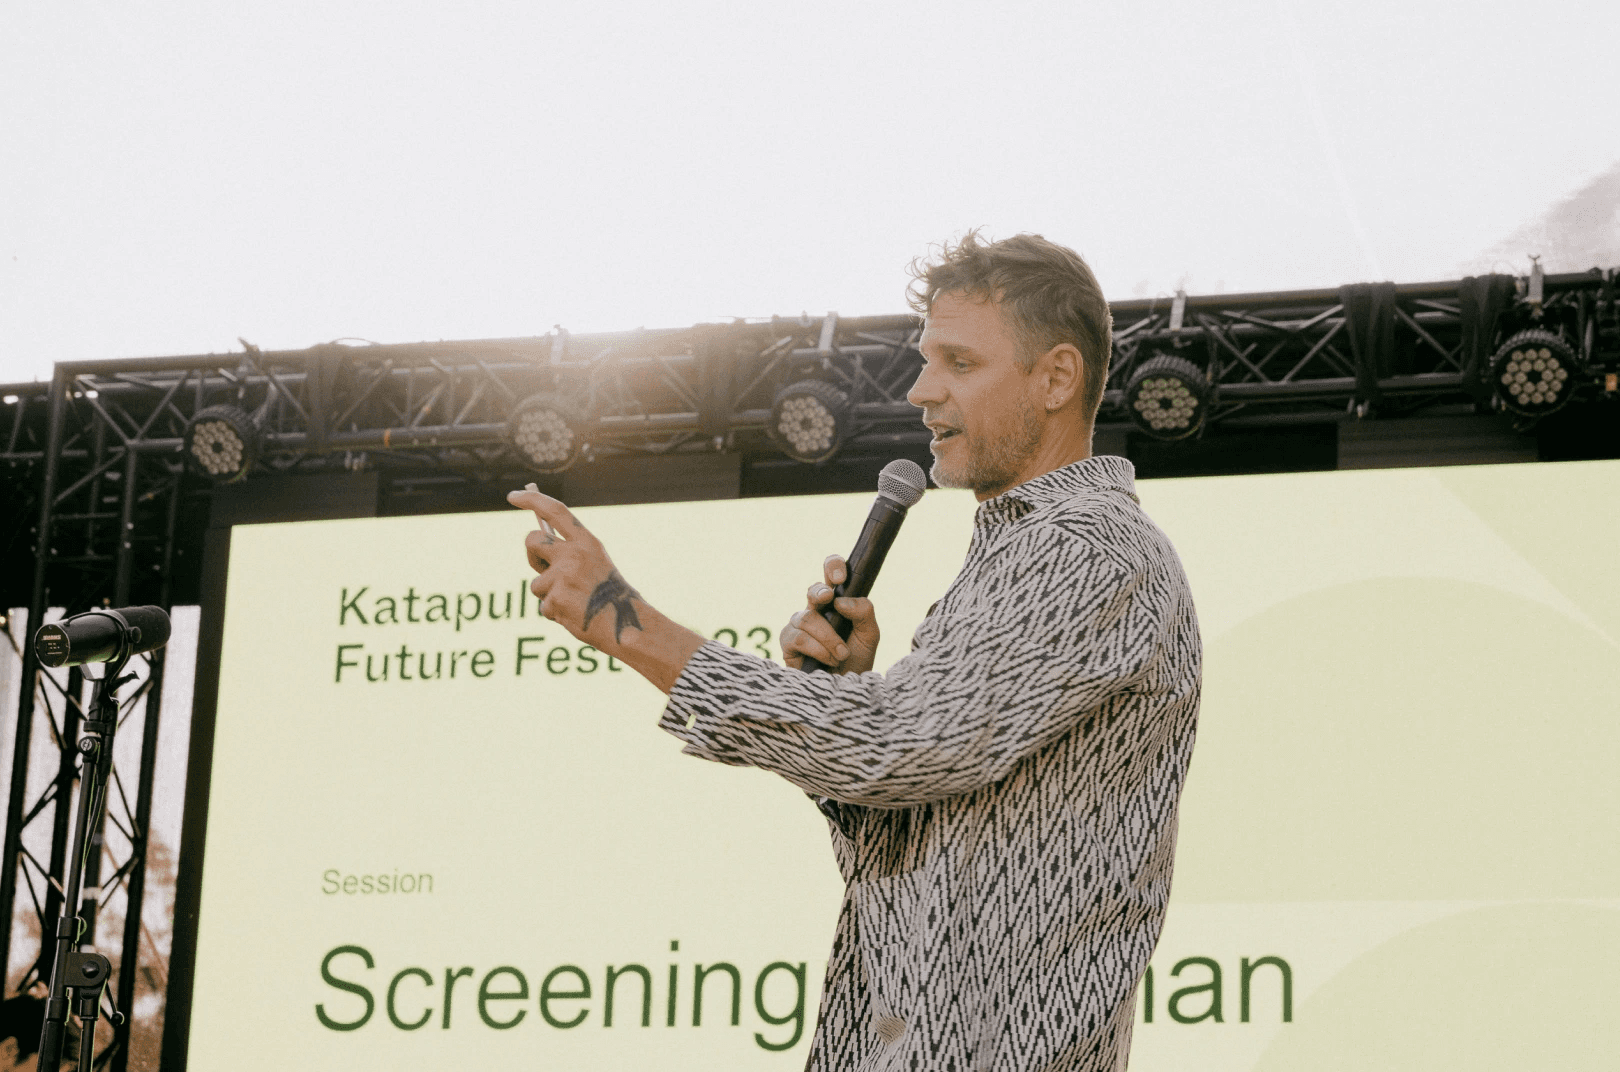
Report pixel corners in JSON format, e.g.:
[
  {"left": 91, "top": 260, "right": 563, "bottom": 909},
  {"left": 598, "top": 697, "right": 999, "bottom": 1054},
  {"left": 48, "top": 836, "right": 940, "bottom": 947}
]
[
  {"left": 119, "top": 606, "right": 172, "bottom": 654},
  {"left": 877, "top": 459, "right": 927, "bottom": 508}
]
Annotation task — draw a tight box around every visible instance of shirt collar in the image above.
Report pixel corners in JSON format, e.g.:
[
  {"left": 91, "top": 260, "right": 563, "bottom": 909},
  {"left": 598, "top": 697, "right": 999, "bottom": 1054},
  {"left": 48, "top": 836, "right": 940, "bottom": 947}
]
[{"left": 975, "top": 454, "right": 1139, "bottom": 527}]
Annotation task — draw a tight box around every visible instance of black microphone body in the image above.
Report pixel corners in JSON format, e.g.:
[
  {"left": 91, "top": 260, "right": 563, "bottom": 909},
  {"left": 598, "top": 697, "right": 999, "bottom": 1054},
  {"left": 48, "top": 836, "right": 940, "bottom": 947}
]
[
  {"left": 806, "top": 498, "right": 907, "bottom": 654},
  {"left": 34, "top": 606, "right": 171, "bottom": 668},
  {"left": 801, "top": 460, "right": 926, "bottom": 673}
]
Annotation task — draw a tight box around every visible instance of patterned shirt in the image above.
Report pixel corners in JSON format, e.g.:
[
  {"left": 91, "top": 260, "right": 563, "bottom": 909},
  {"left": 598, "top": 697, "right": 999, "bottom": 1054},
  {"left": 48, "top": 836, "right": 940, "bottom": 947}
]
[{"left": 660, "top": 455, "right": 1201, "bottom": 1071}]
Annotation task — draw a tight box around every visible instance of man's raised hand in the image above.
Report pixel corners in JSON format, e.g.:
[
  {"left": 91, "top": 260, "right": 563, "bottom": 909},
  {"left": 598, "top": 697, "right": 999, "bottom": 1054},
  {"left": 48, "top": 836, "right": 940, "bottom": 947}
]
[
  {"left": 780, "top": 554, "right": 880, "bottom": 674},
  {"left": 508, "top": 484, "right": 645, "bottom": 650}
]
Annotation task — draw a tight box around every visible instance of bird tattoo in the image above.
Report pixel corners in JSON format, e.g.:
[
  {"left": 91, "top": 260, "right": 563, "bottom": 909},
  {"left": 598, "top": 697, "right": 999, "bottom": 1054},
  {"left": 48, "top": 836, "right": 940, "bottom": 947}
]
[{"left": 583, "top": 570, "right": 643, "bottom": 643}]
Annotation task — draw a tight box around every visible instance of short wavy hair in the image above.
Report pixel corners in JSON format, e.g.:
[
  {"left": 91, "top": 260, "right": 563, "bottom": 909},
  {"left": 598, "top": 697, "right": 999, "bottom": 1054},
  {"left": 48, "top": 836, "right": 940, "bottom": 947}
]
[{"left": 907, "top": 231, "right": 1113, "bottom": 421}]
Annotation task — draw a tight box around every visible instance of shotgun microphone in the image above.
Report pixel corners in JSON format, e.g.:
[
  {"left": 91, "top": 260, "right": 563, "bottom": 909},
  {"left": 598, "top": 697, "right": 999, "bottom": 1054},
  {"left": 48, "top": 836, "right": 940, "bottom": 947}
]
[
  {"left": 34, "top": 606, "right": 171, "bottom": 668},
  {"left": 800, "top": 459, "right": 927, "bottom": 673}
]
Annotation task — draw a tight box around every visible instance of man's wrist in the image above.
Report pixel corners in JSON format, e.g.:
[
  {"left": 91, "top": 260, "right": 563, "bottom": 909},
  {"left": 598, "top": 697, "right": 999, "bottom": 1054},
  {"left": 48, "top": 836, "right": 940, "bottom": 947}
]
[{"left": 608, "top": 604, "right": 708, "bottom": 695}]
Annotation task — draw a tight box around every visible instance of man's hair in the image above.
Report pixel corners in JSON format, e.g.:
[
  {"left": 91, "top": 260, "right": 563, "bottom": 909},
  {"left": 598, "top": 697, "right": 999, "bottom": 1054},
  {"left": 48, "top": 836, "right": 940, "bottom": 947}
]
[{"left": 907, "top": 231, "right": 1113, "bottom": 422}]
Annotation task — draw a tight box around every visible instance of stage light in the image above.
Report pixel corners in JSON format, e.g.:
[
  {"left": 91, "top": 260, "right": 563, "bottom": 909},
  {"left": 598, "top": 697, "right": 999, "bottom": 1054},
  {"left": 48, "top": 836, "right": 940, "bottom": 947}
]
[
  {"left": 1491, "top": 330, "right": 1579, "bottom": 417},
  {"left": 508, "top": 392, "right": 583, "bottom": 473},
  {"left": 1125, "top": 354, "right": 1210, "bottom": 441},
  {"left": 183, "top": 404, "right": 260, "bottom": 483},
  {"left": 769, "top": 380, "right": 851, "bottom": 463}
]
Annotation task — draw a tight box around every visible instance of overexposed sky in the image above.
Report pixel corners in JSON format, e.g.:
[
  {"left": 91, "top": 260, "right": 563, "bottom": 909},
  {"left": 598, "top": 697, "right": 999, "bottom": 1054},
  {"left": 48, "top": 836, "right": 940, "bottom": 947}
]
[{"left": 3, "top": 0, "right": 1617, "bottom": 384}]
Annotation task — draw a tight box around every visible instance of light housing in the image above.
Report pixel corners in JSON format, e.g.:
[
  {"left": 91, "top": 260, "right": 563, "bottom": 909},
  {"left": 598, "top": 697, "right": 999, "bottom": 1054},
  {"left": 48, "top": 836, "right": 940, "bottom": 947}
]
[
  {"left": 1125, "top": 354, "right": 1211, "bottom": 441},
  {"left": 1491, "top": 329, "right": 1579, "bottom": 418},
  {"left": 507, "top": 392, "right": 584, "bottom": 473},
  {"left": 183, "top": 404, "right": 260, "bottom": 483},
  {"left": 769, "top": 380, "right": 851, "bottom": 463}
]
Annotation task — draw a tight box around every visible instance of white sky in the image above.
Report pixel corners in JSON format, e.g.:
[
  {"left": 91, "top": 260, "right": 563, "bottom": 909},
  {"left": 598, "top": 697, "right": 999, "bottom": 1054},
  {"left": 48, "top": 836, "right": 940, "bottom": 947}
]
[{"left": 3, "top": 0, "right": 1617, "bottom": 384}]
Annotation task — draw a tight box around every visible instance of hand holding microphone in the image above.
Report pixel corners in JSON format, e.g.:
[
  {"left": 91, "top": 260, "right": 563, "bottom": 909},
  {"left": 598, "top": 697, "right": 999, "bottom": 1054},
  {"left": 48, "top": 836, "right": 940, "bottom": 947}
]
[
  {"left": 782, "top": 555, "right": 880, "bottom": 674},
  {"left": 781, "top": 459, "right": 927, "bottom": 674}
]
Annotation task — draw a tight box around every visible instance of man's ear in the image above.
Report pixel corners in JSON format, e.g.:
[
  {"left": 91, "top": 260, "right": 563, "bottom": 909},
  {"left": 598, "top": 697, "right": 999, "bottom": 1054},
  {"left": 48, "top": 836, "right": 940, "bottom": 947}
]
[{"left": 1041, "top": 343, "right": 1084, "bottom": 411}]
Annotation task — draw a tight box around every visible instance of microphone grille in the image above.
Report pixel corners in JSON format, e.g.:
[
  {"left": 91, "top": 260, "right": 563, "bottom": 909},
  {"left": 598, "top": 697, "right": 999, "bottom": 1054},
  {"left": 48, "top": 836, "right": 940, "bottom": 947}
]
[
  {"left": 877, "top": 459, "right": 927, "bottom": 507},
  {"left": 120, "top": 606, "right": 172, "bottom": 651}
]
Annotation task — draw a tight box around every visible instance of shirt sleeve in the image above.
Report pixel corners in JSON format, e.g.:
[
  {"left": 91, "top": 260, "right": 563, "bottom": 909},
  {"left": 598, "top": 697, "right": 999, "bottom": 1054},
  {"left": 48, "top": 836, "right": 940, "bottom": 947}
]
[{"left": 658, "top": 518, "right": 1168, "bottom": 808}]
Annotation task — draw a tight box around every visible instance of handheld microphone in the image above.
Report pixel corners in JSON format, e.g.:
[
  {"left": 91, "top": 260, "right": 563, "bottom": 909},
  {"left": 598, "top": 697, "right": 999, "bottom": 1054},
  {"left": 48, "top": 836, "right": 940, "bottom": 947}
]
[
  {"left": 800, "top": 459, "right": 927, "bottom": 673},
  {"left": 34, "top": 606, "right": 172, "bottom": 668}
]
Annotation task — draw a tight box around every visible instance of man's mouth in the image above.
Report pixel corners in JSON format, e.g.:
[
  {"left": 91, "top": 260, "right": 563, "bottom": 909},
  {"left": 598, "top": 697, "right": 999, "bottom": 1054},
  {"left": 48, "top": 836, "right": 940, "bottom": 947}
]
[{"left": 927, "top": 425, "right": 961, "bottom": 443}]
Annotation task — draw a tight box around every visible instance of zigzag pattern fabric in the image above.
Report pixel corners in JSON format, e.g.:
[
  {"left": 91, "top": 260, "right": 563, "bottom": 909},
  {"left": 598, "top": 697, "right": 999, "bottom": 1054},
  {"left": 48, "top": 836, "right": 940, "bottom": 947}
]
[{"left": 661, "top": 455, "right": 1201, "bottom": 1071}]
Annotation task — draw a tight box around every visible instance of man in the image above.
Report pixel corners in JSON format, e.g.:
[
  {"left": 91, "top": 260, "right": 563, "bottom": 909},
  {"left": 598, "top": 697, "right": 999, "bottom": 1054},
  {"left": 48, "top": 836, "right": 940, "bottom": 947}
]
[{"left": 509, "top": 231, "right": 1201, "bottom": 1071}]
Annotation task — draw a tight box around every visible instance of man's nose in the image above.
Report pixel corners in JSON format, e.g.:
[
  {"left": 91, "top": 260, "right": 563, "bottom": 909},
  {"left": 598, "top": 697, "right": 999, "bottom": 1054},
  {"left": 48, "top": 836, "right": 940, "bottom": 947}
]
[{"left": 907, "top": 364, "right": 945, "bottom": 408}]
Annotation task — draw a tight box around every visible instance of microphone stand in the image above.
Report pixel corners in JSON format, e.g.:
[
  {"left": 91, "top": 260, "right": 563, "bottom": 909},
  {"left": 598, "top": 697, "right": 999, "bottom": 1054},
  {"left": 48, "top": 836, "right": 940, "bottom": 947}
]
[{"left": 36, "top": 640, "right": 131, "bottom": 1070}]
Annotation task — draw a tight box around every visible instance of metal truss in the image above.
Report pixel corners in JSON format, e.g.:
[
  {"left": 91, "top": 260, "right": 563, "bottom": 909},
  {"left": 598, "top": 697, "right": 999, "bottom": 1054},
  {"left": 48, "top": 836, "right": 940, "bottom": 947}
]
[
  {"left": 4, "top": 269, "right": 1615, "bottom": 490},
  {"left": 0, "top": 265, "right": 1616, "bottom": 1066},
  {"left": 2, "top": 363, "right": 183, "bottom": 1068},
  {"left": 1107, "top": 269, "right": 1618, "bottom": 424}
]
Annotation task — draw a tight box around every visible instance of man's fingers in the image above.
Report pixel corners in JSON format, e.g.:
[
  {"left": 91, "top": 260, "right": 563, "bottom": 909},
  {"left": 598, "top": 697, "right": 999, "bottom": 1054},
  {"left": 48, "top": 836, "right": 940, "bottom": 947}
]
[
  {"left": 507, "top": 485, "right": 583, "bottom": 537},
  {"left": 822, "top": 555, "right": 847, "bottom": 586},
  {"left": 784, "top": 616, "right": 846, "bottom": 667},
  {"left": 791, "top": 608, "right": 850, "bottom": 663},
  {"left": 807, "top": 582, "right": 835, "bottom": 606},
  {"left": 524, "top": 529, "right": 564, "bottom": 573},
  {"left": 833, "top": 596, "right": 874, "bottom": 622}
]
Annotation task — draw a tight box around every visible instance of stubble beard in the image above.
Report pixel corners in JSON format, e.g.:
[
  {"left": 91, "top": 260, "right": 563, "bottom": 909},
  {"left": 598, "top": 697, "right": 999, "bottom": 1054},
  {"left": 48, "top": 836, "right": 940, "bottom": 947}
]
[{"left": 930, "top": 397, "right": 1044, "bottom": 497}]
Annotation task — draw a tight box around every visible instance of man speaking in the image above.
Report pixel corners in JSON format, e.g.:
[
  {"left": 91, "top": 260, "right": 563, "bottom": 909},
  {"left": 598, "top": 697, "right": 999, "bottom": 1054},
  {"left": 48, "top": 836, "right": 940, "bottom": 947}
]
[{"left": 509, "top": 232, "right": 1201, "bottom": 1071}]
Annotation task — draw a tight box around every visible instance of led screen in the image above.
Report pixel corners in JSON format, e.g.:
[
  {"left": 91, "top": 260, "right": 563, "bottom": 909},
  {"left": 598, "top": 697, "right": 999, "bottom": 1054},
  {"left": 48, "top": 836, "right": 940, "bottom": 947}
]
[{"left": 184, "top": 458, "right": 1620, "bottom": 1069}]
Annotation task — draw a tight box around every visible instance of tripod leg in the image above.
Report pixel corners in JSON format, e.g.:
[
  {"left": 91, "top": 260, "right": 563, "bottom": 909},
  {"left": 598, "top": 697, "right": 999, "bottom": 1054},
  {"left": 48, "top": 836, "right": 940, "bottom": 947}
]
[
  {"left": 77, "top": 1017, "right": 97, "bottom": 1072},
  {"left": 74, "top": 981, "right": 104, "bottom": 1072},
  {"left": 39, "top": 1017, "right": 65, "bottom": 1071}
]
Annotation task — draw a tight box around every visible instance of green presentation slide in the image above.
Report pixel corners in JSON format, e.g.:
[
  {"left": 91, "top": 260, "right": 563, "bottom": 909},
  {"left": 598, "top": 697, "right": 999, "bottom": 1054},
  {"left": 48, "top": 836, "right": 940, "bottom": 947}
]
[{"left": 187, "top": 459, "right": 1620, "bottom": 1069}]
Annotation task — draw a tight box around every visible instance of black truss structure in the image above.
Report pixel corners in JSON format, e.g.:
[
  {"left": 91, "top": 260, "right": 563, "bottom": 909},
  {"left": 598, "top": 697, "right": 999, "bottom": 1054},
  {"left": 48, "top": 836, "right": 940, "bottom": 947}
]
[{"left": 1, "top": 266, "right": 1617, "bottom": 1066}]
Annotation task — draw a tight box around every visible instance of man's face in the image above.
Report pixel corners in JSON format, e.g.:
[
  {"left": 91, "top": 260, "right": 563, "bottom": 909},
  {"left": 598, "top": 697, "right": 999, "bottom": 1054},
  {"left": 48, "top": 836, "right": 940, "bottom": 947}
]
[{"left": 909, "top": 290, "right": 1045, "bottom": 500}]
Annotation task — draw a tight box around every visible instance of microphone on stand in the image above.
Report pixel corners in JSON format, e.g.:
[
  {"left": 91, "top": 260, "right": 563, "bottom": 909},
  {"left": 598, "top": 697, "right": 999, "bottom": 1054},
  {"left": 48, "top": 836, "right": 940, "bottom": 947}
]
[
  {"left": 33, "top": 606, "right": 171, "bottom": 668},
  {"left": 30, "top": 604, "right": 171, "bottom": 1070},
  {"left": 799, "top": 459, "right": 927, "bottom": 673}
]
